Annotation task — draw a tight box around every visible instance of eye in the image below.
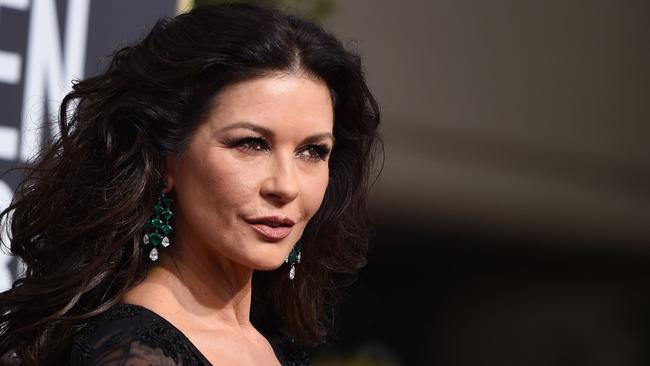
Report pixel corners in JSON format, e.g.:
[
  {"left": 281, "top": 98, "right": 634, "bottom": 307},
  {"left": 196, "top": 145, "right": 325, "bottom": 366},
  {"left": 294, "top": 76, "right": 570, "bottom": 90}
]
[
  {"left": 296, "top": 143, "right": 331, "bottom": 162},
  {"left": 228, "top": 137, "right": 270, "bottom": 154}
]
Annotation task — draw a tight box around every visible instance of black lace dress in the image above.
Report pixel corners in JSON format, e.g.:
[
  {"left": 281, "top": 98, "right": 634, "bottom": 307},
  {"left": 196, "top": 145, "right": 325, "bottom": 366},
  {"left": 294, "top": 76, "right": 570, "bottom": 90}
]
[{"left": 64, "top": 303, "right": 310, "bottom": 366}]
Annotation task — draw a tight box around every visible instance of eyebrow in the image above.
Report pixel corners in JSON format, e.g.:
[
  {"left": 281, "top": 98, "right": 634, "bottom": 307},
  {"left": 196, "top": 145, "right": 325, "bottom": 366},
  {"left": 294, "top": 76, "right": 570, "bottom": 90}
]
[{"left": 218, "top": 121, "right": 335, "bottom": 145}]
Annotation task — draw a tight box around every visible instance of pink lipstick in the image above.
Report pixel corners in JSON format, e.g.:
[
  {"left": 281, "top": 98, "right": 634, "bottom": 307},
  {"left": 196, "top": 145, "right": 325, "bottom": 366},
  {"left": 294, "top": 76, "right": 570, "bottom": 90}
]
[
  {"left": 244, "top": 216, "right": 295, "bottom": 241},
  {"left": 250, "top": 224, "right": 292, "bottom": 240}
]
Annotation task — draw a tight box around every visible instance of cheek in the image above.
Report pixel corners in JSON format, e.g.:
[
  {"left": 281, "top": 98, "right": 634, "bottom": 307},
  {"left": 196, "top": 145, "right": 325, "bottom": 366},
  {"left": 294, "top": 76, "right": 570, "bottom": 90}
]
[
  {"left": 201, "top": 154, "right": 259, "bottom": 211},
  {"left": 302, "top": 167, "right": 330, "bottom": 217}
]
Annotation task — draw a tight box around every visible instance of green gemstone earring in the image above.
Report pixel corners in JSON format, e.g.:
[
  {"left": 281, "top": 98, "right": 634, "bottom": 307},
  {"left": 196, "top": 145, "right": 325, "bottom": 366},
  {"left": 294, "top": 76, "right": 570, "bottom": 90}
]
[
  {"left": 143, "top": 185, "right": 173, "bottom": 261},
  {"left": 285, "top": 241, "right": 302, "bottom": 280}
]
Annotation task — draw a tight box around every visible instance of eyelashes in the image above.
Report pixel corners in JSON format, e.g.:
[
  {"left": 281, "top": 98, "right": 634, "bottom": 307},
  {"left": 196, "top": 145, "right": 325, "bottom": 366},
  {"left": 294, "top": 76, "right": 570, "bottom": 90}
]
[
  {"left": 225, "top": 136, "right": 331, "bottom": 161},
  {"left": 300, "top": 143, "right": 331, "bottom": 161},
  {"left": 228, "top": 136, "right": 269, "bottom": 153}
]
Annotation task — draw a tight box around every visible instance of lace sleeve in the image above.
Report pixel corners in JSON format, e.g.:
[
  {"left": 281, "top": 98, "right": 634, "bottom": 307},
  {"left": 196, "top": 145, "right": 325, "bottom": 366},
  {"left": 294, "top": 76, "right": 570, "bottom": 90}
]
[
  {"left": 64, "top": 306, "right": 205, "bottom": 366},
  {"left": 63, "top": 304, "right": 310, "bottom": 366},
  {"left": 66, "top": 328, "right": 186, "bottom": 366},
  {"left": 75, "top": 335, "right": 179, "bottom": 366}
]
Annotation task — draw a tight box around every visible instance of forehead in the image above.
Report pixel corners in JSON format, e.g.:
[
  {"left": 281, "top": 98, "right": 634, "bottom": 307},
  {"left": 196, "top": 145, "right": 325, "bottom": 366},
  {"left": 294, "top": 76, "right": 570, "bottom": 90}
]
[{"left": 206, "top": 73, "right": 334, "bottom": 134}]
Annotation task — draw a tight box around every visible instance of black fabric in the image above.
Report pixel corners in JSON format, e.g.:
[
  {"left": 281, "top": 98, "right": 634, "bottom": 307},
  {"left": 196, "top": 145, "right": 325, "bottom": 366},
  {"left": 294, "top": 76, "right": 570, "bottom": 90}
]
[{"left": 64, "top": 303, "right": 310, "bottom": 366}]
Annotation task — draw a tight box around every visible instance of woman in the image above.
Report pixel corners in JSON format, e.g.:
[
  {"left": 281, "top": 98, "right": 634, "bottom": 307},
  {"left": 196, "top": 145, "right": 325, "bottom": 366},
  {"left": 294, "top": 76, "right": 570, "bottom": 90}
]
[{"left": 0, "top": 2, "right": 381, "bottom": 365}]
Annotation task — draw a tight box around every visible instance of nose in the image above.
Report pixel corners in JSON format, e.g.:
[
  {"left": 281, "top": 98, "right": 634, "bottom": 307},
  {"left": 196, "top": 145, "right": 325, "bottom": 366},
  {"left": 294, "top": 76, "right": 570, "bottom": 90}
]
[{"left": 260, "top": 154, "right": 299, "bottom": 205}]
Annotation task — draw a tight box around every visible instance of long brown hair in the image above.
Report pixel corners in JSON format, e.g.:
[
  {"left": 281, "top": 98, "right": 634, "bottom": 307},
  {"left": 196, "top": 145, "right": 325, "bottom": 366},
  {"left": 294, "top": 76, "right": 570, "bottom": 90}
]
[{"left": 0, "top": 3, "right": 382, "bottom": 364}]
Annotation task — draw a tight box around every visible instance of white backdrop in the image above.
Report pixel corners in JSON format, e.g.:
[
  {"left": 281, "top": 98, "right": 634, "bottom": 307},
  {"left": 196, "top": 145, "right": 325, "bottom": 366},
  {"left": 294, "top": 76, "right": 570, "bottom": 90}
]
[{"left": 0, "top": 0, "right": 177, "bottom": 291}]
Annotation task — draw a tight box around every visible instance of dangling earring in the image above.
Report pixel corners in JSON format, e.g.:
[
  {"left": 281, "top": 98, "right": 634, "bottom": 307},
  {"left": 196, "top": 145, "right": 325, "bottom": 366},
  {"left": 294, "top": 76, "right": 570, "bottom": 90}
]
[
  {"left": 285, "top": 241, "right": 302, "bottom": 280},
  {"left": 143, "top": 183, "right": 173, "bottom": 261}
]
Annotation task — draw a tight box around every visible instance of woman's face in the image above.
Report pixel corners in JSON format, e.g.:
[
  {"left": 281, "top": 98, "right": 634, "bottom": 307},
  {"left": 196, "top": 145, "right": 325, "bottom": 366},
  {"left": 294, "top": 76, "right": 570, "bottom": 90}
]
[{"left": 166, "top": 73, "right": 333, "bottom": 270}]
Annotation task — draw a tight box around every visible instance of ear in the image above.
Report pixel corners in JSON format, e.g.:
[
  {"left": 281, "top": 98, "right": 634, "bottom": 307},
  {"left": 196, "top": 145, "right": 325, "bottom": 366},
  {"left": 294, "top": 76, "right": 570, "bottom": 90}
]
[{"left": 162, "top": 155, "right": 176, "bottom": 193}]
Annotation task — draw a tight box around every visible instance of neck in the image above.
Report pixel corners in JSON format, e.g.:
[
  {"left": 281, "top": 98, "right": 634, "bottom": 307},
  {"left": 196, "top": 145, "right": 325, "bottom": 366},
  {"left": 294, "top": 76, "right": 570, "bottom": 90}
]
[{"left": 122, "top": 236, "right": 256, "bottom": 332}]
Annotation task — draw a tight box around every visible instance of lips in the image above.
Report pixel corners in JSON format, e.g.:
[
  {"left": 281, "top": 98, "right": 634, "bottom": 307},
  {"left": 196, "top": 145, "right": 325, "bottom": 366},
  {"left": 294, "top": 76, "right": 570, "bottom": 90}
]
[{"left": 244, "top": 216, "right": 295, "bottom": 241}]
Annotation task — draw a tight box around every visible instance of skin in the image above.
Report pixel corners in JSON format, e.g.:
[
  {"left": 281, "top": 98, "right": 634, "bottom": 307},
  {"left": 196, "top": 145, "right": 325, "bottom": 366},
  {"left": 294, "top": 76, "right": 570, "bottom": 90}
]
[{"left": 121, "top": 72, "right": 334, "bottom": 365}]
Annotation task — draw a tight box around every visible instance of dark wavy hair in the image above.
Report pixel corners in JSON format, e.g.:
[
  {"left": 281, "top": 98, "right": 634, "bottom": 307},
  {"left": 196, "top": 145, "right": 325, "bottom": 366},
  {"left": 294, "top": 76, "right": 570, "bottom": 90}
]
[{"left": 0, "top": 2, "right": 381, "bottom": 365}]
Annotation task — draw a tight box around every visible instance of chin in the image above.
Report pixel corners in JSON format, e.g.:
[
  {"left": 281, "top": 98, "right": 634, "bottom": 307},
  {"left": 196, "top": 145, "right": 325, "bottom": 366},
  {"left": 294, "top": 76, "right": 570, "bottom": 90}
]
[
  {"left": 252, "top": 257, "right": 287, "bottom": 271},
  {"left": 244, "top": 251, "right": 288, "bottom": 271},
  {"left": 242, "top": 239, "right": 295, "bottom": 271}
]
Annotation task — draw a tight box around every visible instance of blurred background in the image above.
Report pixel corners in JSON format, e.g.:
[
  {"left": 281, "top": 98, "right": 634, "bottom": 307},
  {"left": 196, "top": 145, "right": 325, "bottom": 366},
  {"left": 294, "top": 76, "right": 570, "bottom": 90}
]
[{"left": 1, "top": 0, "right": 649, "bottom": 365}]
